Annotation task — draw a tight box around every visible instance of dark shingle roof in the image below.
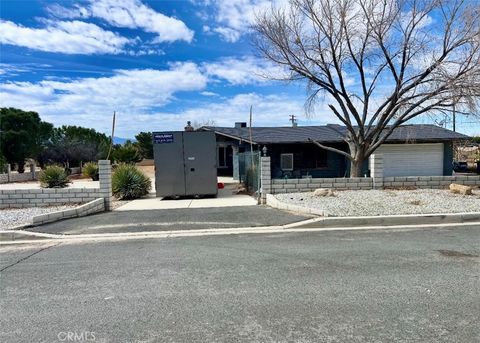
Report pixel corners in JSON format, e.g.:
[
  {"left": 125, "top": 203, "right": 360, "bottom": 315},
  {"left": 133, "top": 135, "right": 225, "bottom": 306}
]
[{"left": 203, "top": 124, "right": 469, "bottom": 144}]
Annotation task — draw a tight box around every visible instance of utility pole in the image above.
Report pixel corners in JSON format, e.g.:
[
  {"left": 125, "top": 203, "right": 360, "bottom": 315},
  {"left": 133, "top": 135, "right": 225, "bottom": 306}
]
[
  {"left": 289, "top": 115, "right": 297, "bottom": 127},
  {"left": 452, "top": 103, "right": 456, "bottom": 132}
]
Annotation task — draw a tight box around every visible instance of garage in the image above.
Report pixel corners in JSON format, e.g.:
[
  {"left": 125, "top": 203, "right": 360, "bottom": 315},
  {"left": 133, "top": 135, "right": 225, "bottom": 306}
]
[{"left": 374, "top": 143, "right": 444, "bottom": 177}]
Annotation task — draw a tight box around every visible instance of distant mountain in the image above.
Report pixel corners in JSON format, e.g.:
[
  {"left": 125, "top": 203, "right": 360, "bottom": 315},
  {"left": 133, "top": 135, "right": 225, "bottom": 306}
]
[{"left": 113, "top": 136, "right": 134, "bottom": 144}]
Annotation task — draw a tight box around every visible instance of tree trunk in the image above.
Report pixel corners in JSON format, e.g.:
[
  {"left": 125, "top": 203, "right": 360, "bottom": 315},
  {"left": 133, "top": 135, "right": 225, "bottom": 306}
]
[{"left": 350, "top": 157, "right": 365, "bottom": 177}]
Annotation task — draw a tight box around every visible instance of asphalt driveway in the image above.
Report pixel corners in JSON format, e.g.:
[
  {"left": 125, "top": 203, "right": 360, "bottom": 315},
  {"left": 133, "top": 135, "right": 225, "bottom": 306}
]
[{"left": 27, "top": 206, "right": 311, "bottom": 235}]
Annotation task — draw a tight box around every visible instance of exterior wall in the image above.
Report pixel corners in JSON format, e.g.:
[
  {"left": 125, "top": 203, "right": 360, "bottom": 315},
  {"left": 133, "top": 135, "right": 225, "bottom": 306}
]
[
  {"left": 260, "top": 155, "right": 480, "bottom": 196},
  {"left": 383, "top": 175, "right": 480, "bottom": 188},
  {"left": 0, "top": 160, "right": 112, "bottom": 210},
  {"left": 269, "top": 143, "right": 348, "bottom": 179},
  {"left": 268, "top": 175, "right": 480, "bottom": 194},
  {"left": 0, "top": 188, "right": 103, "bottom": 209}
]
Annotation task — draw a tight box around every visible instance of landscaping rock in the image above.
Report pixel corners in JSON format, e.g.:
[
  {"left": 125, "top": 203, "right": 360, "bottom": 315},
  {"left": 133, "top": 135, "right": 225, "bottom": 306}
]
[
  {"left": 449, "top": 183, "right": 473, "bottom": 195},
  {"left": 275, "top": 189, "right": 480, "bottom": 217},
  {"left": 313, "top": 188, "right": 335, "bottom": 197}
]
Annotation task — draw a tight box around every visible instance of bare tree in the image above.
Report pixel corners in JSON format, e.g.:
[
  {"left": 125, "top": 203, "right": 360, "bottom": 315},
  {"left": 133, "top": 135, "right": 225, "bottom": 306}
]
[{"left": 253, "top": 0, "right": 480, "bottom": 176}]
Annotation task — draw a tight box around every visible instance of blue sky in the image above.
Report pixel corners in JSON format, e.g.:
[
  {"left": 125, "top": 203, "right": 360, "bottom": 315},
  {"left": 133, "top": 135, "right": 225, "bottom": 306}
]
[{"left": 1, "top": 0, "right": 478, "bottom": 138}]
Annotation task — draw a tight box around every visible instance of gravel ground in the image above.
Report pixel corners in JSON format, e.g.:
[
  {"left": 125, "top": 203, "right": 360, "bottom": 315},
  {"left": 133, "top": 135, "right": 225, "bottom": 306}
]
[
  {"left": 0, "top": 205, "right": 78, "bottom": 230},
  {"left": 275, "top": 189, "right": 480, "bottom": 216}
]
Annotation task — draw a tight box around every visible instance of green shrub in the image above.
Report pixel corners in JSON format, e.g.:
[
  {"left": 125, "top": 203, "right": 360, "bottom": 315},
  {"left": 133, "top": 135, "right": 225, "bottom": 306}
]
[
  {"left": 83, "top": 162, "right": 99, "bottom": 181},
  {"left": 112, "top": 164, "right": 151, "bottom": 199},
  {"left": 112, "top": 142, "right": 142, "bottom": 164},
  {"left": 39, "top": 165, "right": 70, "bottom": 188}
]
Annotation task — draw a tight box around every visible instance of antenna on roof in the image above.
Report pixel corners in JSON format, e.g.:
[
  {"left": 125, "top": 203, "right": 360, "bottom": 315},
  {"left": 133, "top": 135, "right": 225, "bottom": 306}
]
[{"left": 289, "top": 114, "right": 298, "bottom": 127}]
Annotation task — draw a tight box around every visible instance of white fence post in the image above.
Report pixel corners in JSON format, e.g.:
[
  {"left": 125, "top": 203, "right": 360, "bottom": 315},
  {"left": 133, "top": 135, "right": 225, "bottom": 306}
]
[
  {"left": 98, "top": 160, "right": 113, "bottom": 211},
  {"left": 7, "top": 164, "right": 11, "bottom": 182}
]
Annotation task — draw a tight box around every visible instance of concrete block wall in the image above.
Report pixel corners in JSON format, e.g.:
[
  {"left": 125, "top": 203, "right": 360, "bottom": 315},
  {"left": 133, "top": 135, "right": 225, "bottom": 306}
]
[
  {"left": 271, "top": 177, "right": 374, "bottom": 194},
  {"left": 32, "top": 198, "right": 104, "bottom": 226},
  {"left": 0, "top": 188, "right": 103, "bottom": 209},
  {"left": 268, "top": 175, "right": 480, "bottom": 194},
  {"left": 0, "top": 159, "right": 113, "bottom": 210},
  {"left": 383, "top": 175, "right": 480, "bottom": 189}
]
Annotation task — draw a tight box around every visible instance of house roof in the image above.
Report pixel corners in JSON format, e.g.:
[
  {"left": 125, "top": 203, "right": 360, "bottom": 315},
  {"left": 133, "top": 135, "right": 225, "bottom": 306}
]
[{"left": 202, "top": 124, "right": 469, "bottom": 145}]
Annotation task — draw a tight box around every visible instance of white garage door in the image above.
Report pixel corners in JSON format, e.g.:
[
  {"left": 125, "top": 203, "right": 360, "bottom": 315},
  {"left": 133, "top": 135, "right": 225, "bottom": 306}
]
[{"left": 374, "top": 143, "right": 444, "bottom": 177}]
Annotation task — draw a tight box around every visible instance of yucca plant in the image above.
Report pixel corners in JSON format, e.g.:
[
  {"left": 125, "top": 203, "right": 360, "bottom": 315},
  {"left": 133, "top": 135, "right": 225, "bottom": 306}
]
[
  {"left": 112, "top": 164, "right": 151, "bottom": 200},
  {"left": 39, "top": 165, "right": 70, "bottom": 188},
  {"left": 82, "top": 162, "right": 99, "bottom": 181}
]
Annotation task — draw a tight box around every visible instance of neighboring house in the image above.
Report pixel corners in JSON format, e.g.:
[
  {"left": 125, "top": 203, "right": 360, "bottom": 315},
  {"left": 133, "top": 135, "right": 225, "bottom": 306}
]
[{"left": 201, "top": 123, "right": 469, "bottom": 179}]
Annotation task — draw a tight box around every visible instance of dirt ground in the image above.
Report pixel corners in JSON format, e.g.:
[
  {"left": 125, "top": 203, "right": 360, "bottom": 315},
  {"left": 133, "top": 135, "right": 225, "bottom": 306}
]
[{"left": 136, "top": 165, "right": 155, "bottom": 178}]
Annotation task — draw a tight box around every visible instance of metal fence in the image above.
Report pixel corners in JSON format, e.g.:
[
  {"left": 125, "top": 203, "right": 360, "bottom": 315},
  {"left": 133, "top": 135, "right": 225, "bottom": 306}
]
[{"left": 238, "top": 151, "right": 261, "bottom": 194}]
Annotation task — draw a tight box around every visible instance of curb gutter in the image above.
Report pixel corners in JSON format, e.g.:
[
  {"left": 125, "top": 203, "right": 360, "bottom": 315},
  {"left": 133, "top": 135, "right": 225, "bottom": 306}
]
[{"left": 1, "top": 220, "right": 480, "bottom": 246}]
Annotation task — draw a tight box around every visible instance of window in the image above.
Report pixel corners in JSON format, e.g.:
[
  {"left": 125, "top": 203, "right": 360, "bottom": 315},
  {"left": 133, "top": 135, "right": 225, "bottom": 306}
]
[{"left": 280, "top": 153, "right": 294, "bottom": 170}]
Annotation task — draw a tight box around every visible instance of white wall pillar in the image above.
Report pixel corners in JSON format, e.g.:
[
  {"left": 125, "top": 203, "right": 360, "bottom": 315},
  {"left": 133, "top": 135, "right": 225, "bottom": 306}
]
[
  {"left": 260, "top": 156, "right": 271, "bottom": 204},
  {"left": 98, "top": 160, "right": 113, "bottom": 211},
  {"left": 371, "top": 153, "right": 384, "bottom": 189}
]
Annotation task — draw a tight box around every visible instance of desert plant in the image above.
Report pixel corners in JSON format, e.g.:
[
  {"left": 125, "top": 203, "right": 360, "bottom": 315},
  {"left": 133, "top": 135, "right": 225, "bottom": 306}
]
[
  {"left": 112, "top": 141, "right": 142, "bottom": 164},
  {"left": 82, "top": 162, "right": 99, "bottom": 181},
  {"left": 39, "top": 165, "right": 70, "bottom": 188},
  {"left": 112, "top": 164, "right": 151, "bottom": 200}
]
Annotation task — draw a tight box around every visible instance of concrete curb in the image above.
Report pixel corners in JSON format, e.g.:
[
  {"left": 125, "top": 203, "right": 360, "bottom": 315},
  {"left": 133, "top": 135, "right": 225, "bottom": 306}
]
[
  {"left": 1, "top": 221, "right": 480, "bottom": 246},
  {"left": 31, "top": 198, "right": 105, "bottom": 226},
  {"left": 266, "top": 194, "right": 480, "bottom": 227}
]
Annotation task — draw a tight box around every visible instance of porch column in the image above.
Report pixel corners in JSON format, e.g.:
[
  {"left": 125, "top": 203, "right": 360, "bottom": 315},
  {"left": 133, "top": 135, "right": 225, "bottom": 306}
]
[
  {"left": 370, "top": 153, "right": 384, "bottom": 189},
  {"left": 260, "top": 156, "right": 271, "bottom": 204}
]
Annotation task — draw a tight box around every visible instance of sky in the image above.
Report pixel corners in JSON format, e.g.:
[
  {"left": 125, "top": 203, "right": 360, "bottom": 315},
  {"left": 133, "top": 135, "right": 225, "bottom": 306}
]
[{"left": 0, "top": 0, "right": 478, "bottom": 138}]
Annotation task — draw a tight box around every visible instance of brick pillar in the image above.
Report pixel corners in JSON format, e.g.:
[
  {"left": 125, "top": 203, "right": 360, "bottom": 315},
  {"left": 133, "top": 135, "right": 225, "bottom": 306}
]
[
  {"left": 98, "top": 160, "right": 113, "bottom": 211},
  {"left": 260, "top": 156, "right": 271, "bottom": 204},
  {"left": 371, "top": 153, "right": 384, "bottom": 189}
]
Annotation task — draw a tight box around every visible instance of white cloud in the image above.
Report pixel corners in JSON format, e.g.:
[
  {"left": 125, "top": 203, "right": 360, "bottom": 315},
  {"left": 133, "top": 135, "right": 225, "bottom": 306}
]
[
  {"left": 49, "top": 0, "right": 194, "bottom": 43},
  {"left": 200, "top": 91, "right": 219, "bottom": 96},
  {"left": 202, "top": 56, "right": 287, "bottom": 85},
  {"left": 0, "top": 20, "right": 132, "bottom": 54},
  {"left": 201, "top": 0, "right": 281, "bottom": 42},
  {"left": 0, "top": 63, "right": 208, "bottom": 135},
  {"left": 212, "top": 27, "right": 241, "bottom": 43}
]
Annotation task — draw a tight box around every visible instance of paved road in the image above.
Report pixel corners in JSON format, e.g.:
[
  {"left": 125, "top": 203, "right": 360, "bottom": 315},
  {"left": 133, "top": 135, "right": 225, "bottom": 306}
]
[
  {"left": 1, "top": 227, "right": 479, "bottom": 342},
  {"left": 27, "top": 206, "right": 310, "bottom": 235}
]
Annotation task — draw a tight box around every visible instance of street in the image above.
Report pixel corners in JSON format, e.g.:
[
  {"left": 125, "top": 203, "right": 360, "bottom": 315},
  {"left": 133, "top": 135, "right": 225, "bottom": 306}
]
[{"left": 1, "top": 227, "right": 479, "bottom": 342}]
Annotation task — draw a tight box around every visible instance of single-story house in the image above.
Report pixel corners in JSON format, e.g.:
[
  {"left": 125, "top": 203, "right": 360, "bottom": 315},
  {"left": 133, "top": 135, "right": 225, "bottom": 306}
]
[{"left": 200, "top": 123, "right": 470, "bottom": 179}]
